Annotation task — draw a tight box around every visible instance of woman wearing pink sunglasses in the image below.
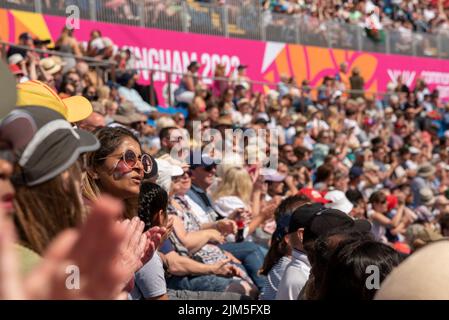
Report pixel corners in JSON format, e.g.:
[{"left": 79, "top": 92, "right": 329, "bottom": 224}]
[{"left": 83, "top": 127, "right": 154, "bottom": 219}]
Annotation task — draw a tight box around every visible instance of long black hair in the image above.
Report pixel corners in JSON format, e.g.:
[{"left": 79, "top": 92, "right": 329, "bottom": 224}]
[{"left": 314, "top": 236, "right": 405, "bottom": 300}]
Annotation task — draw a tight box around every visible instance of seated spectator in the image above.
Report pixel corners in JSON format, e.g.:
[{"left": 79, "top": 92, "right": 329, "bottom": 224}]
[
  {"left": 232, "top": 65, "right": 250, "bottom": 91},
  {"left": 167, "top": 166, "right": 259, "bottom": 298},
  {"left": 313, "top": 237, "right": 404, "bottom": 300},
  {"left": 174, "top": 61, "right": 201, "bottom": 105},
  {"left": 136, "top": 181, "right": 249, "bottom": 300},
  {"left": 77, "top": 111, "right": 106, "bottom": 132},
  {"left": 212, "top": 167, "right": 253, "bottom": 218},
  {"left": 277, "top": 203, "right": 371, "bottom": 300},
  {"left": 83, "top": 126, "right": 153, "bottom": 218},
  {"left": 187, "top": 153, "right": 269, "bottom": 290},
  {"left": 54, "top": 27, "right": 82, "bottom": 72},
  {"left": 86, "top": 29, "right": 114, "bottom": 60},
  {"left": 259, "top": 195, "right": 309, "bottom": 300},
  {"left": 117, "top": 72, "right": 157, "bottom": 115},
  {"left": 368, "top": 191, "right": 409, "bottom": 243}
]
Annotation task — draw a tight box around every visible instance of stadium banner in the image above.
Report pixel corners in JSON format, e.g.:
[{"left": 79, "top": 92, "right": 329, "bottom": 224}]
[{"left": 2, "top": 9, "right": 449, "bottom": 105}]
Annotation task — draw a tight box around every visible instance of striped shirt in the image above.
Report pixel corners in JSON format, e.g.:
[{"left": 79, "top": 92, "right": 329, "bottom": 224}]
[
  {"left": 276, "top": 249, "right": 311, "bottom": 300},
  {"left": 259, "top": 256, "right": 292, "bottom": 300}
]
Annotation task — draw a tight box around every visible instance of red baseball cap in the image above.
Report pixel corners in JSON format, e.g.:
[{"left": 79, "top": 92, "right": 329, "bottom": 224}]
[
  {"left": 393, "top": 241, "right": 411, "bottom": 255},
  {"left": 387, "top": 194, "right": 398, "bottom": 211},
  {"left": 428, "top": 110, "right": 442, "bottom": 120},
  {"left": 298, "top": 188, "right": 330, "bottom": 204},
  {"left": 9, "top": 64, "right": 23, "bottom": 75}
]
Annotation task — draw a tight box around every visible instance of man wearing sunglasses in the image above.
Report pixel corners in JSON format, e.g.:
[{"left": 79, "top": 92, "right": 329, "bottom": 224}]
[
  {"left": 155, "top": 126, "right": 186, "bottom": 160},
  {"left": 186, "top": 152, "right": 267, "bottom": 291},
  {"left": 187, "top": 153, "right": 219, "bottom": 220}
]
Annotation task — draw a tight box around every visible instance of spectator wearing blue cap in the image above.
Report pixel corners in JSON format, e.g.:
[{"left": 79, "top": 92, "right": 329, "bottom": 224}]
[
  {"left": 186, "top": 152, "right": 270, "bottom": 291},
  {"left": 259, "top": 195, "right": 309, "bottom": 300}
]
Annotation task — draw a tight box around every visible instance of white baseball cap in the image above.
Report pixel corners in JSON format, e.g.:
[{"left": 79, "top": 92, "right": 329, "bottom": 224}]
[
  {"left": 7, "top": 53, "right": 24, "bottom": 65},
  {"left": 260, "top": 168, "right": 286, "bottom": 182},
  {"left": 324, "top": 190, "right": 354, "bottom": 214}
]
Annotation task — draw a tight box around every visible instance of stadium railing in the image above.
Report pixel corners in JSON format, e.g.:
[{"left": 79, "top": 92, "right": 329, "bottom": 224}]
[
  {"left": 0, "top": 39, "right": 399, "bottom": 108},
  {"left": 1, "top": 0, "right": 449, "bottom": 59}
]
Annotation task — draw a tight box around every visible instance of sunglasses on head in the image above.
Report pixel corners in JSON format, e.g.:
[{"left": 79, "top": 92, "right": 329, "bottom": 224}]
[{"left": 104, "top": 149, "right": 153, "bottom": 174}]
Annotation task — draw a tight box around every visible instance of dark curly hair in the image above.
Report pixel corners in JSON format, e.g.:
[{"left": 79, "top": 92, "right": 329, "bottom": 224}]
[{"left": 138, "top": 181, "right": 168, "bottom": 232}]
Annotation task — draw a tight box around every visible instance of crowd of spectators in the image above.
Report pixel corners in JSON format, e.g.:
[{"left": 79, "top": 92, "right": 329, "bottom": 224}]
[
  {"left": 3, "top": 24, "right": 449, "bottom": 300},
  {"left": 5, "top": 0, "right": 449, "bottom": 56},
  {"left": 7, "top": 0, "right": 449, "bottom": 36}
]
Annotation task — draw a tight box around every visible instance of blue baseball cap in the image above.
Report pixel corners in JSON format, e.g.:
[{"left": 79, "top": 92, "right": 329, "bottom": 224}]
[{"left": 189, "top": 151, "right": 217, "bottom": 170}]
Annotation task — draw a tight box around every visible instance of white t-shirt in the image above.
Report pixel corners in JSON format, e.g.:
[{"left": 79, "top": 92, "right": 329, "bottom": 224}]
[
  {"left": 213, "top": 196, "right": 247, "bottom": 218},
  {"left": 90, "top": 37, "right": 113, "bottom": 50},
  {"left": 344, "top": 118, "right": 362, "bottom": 136}
]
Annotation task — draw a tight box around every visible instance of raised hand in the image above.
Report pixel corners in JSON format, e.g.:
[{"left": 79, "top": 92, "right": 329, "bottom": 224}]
[
  {"left": 117, "top": 217, "right": 147, "bottom": 277},
  {"left": 25, "top": 195, "right": 131, "bottom": 299},
  {"left": 140, "top": 226, "right": 168, "bottom": 266},
  {"left": 0, "top": 207, "right": 24, "bottom": 300}
]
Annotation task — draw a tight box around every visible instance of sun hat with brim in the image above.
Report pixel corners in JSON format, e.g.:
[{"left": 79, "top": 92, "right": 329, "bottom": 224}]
[
  {"left": 237, "top": 98, "right": 251, "bottom": 108},
  {"left": 154, "top": 158, "right": 184, "bottom": 193},
  {"left": 155, "top": 158, "right": 184, "bottom": 177},
  {"left": 39, "top": 57, "right": 62, "bottom": 75},
  {"left": 405, "top": 224, "right": 444, "bottom": 251},
  {"left": 111, "top": 102, "right": 147, "bottom": 125},
  {"left": 214, "top": 116, "right": 233, "bottom": 127},
  {"left": 260, "top": 168, "right": 286, "bottom": 182},
  {"left": 16, "top": 80, "right": 93, "bottom": 122},
  {"left": 375, "top": 241, "right": 449, "bottom": 300},
  {"left": 0, "top": 60, "right": 17, "bottom": 120},
  {"left": 307, "top": 105, "right": 318, "bottom": 115},
  {"left": 417, "top": 163, "right": 436, "bottom": 178},
  {"left": 419, "top": 187, "right": 435, "bottom": 206},
  {"left": 0, "top": 106, "right": 99, "bottom": 186}
]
